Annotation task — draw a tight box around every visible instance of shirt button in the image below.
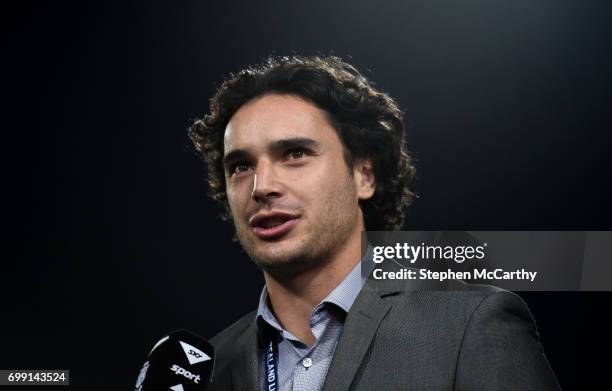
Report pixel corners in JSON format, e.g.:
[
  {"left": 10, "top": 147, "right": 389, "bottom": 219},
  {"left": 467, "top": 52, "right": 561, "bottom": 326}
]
[{"left": 302, "top": 357, "right": 313, "bottom": 368}]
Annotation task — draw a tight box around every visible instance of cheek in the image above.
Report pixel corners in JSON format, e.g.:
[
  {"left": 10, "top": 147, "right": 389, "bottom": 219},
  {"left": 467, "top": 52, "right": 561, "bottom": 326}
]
[
  {"left": 300, "top": 168, "right": 352, "bottom": 208},
  {"left": 226, "top": 184, "right": 246, "bottom": 218}
]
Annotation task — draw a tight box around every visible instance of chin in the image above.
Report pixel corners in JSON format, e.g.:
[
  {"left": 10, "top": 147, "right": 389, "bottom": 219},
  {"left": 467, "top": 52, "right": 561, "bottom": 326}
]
[
  {"left": 251, "top": 243, "right": 314, "bottom": 271},
  {"left": 255, "top": 248, "right": 304, "bottom": 266}
]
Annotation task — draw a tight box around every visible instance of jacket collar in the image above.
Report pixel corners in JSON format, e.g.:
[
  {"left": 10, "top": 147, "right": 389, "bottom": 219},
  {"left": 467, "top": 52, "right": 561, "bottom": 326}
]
[{"left": 229, "top": 253, "right": 404, "bottom": 391}]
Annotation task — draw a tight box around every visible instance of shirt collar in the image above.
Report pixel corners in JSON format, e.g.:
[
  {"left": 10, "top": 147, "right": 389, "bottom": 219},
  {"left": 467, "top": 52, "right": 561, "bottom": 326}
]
[{"left": 256, "top": 245, "right": 374, "bottom": 336}]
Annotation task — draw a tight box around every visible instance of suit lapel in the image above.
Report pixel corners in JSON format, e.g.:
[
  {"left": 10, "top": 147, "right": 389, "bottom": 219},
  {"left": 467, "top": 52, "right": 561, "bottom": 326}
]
[{"left": 321, "top": 283, "right": 394, "bottom": 391}]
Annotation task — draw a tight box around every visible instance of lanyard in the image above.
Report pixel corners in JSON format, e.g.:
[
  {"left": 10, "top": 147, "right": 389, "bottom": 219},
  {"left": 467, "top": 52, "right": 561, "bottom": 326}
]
[{"left": 264, "top": 337, "right": 279, "bottom": 391}]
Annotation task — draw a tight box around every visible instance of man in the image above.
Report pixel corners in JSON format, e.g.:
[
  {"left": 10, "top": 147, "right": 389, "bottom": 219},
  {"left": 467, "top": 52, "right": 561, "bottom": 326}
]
[{"left": 189, "top": 56, "right": 561, "bottom": 390}]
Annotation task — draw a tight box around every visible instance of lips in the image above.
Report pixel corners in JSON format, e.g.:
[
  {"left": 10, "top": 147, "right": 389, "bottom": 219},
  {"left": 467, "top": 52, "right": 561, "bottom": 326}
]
[{"left": 249, "top": 211, "right": 300, "bottom": 240}]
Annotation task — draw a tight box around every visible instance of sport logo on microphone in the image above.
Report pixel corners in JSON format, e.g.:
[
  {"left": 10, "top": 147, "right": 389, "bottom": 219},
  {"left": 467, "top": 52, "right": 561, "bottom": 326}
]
[{"left": 179, "top": 341, "right": 211, "bottom": 365}]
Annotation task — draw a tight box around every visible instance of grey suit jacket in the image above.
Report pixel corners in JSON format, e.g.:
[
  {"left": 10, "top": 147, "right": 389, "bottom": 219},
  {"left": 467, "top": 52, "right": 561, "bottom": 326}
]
[{"left": 208, "top": 260, "right": 561, "bottom": 390}]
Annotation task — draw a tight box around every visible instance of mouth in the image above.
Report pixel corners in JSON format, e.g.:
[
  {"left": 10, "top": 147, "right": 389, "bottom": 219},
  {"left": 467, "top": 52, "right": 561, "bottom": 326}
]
[{"left": 249, "top": 212, "right": 300, "bottom": 240}]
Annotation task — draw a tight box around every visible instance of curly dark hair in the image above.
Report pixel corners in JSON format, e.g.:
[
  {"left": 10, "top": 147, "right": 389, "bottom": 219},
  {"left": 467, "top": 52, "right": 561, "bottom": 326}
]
[{"left": 188, "top": 55, "right": 416, "bottom": 231}]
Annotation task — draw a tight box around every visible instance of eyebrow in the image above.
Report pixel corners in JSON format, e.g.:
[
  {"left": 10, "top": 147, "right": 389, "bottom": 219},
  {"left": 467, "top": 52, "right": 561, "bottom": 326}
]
[
  {"left": 269, "top": 137, "right": 321, "bottom": 151},
  {"left": 223, "top": 137, "right": 321, "bottom": 167},
  {"left": 222, "top": 149, "right": 253, "bottom": 168}
]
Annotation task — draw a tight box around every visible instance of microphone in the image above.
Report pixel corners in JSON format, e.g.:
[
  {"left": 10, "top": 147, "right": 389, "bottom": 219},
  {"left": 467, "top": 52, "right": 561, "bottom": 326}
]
[{"left": 135, "top": 329, "right": 215, "bottom": 391}]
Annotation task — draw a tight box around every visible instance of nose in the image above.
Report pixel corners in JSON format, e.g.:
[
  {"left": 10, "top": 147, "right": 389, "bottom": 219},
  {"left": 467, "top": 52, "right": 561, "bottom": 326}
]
[{"left": 251, "top": 159, "right": 282, "bottom": 203}]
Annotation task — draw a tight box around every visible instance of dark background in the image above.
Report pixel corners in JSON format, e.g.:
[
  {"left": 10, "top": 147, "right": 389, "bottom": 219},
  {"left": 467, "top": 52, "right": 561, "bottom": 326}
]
[{"left": 3, "top": 1, "right": 611, "bottom": 389}]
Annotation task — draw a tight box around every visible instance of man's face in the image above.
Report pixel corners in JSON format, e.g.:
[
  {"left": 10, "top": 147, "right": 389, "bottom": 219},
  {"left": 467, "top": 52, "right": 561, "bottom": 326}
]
[{"left": 223, "top": 94, "right": 373, "bottom": 273}]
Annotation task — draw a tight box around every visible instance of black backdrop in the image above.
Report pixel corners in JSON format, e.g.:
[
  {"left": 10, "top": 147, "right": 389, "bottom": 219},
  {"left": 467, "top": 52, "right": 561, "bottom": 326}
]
[{"left": 3, "top": 1, "right": 611, "bottom": 389}]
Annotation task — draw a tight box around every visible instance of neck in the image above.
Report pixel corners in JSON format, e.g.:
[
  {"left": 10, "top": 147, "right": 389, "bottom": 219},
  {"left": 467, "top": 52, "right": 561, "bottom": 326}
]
[{"left": 263, "top": 222, "right": 363, "bottom": 346}]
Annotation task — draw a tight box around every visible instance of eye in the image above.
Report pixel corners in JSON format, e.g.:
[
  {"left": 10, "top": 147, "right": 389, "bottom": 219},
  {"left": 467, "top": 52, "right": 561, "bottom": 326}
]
[
  {"left": 287, "top": 148, "right": 306, "bottom": 160},
  {"left": 236, "top": 163, "right": 250, "bottom": 172},
  {"left": 229, "top": 162, "right": 252, "bottom": 175}
]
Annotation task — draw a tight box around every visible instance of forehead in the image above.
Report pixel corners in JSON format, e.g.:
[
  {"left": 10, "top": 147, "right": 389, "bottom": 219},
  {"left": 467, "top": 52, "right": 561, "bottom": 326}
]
[{"left": 223, "top": 94, "right": 337, "bottom": 151}]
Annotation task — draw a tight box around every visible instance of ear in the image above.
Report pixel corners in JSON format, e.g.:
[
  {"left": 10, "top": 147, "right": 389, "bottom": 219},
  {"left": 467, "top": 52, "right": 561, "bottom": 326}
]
[{"left": 353, "top": 159, "right": 376, "bottom": 200}]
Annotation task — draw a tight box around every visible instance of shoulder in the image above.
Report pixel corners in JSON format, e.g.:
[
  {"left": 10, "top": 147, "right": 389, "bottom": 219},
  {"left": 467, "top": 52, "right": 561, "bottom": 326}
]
[
  {"left": 369, "top": 261, "right": 523, "bottom": 322},
  {"left": 367, "top": 282, "right": 560, "bottom": 388},
  {"left": 442, "top": 280, "right": 535, "bottom": 326},
  {"left": 445, "top": 279, "right": 530, "bottom": 311},
  {"left": 367, "top": 264, "right": 536, "bottom": 347},
  {"left": 371, "top": 257, "right": 530, "bottom": 319},
  {"left": 380, "top": 278, "right": 526, "bottom": 328}
]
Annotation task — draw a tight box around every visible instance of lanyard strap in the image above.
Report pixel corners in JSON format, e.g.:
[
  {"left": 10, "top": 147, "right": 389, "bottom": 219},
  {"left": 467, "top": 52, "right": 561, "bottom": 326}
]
[{"left": 264, "top": 337, "right": 279, "bottom": 391}]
